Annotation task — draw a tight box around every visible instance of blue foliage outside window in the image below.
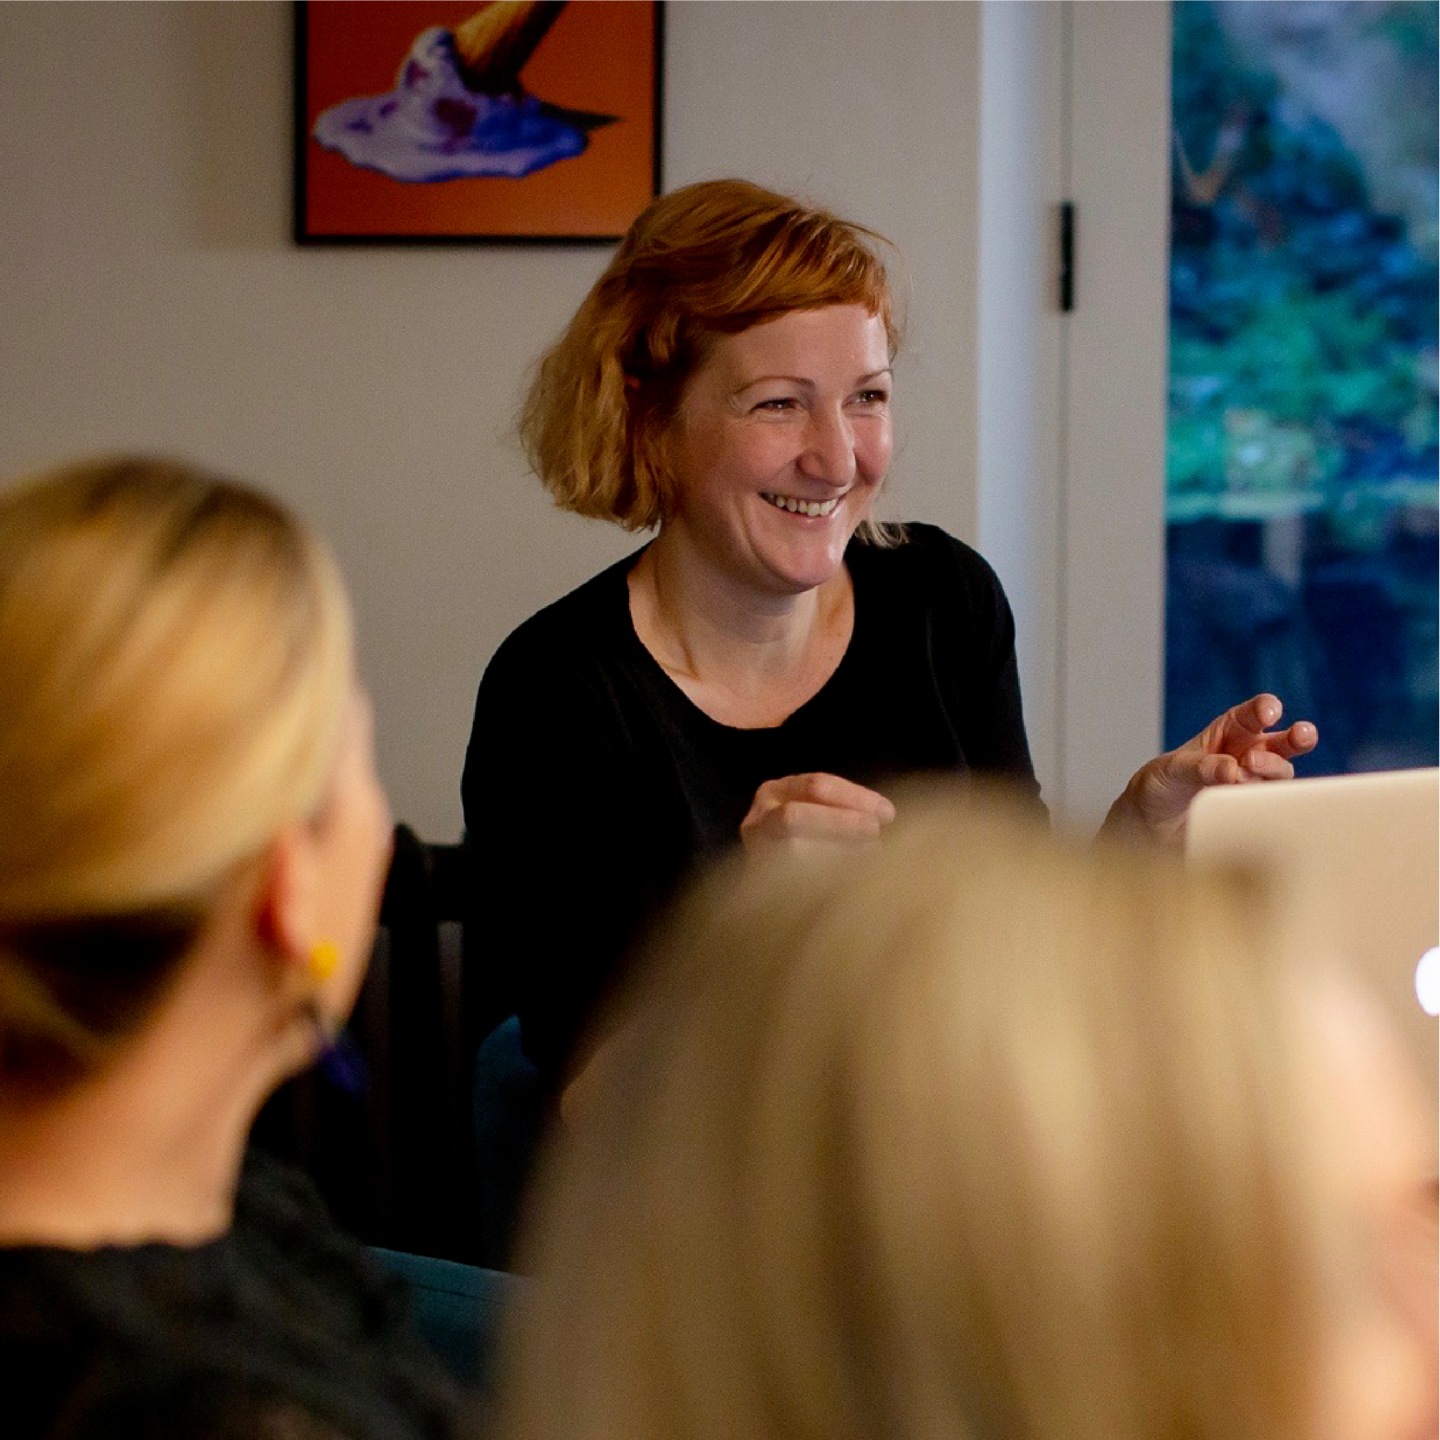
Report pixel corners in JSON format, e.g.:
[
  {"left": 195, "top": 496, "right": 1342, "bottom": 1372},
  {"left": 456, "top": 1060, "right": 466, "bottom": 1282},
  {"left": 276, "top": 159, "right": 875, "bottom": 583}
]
[{"left": 1166, "top": 0, "right": 1438, "bottom": 771}]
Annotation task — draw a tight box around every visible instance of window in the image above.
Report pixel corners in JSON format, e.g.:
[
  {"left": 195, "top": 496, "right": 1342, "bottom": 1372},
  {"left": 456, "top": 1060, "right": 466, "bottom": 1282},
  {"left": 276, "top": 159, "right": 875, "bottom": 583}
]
[{"left": 1166, "top": 1, "right": 1439, "bottom": 771}]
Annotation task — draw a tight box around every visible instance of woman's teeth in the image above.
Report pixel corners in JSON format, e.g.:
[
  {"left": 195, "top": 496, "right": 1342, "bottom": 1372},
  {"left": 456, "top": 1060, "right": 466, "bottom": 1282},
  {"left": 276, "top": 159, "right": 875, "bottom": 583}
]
[{"left": 761, "top": 493, "right": 839, "bottom": 518}]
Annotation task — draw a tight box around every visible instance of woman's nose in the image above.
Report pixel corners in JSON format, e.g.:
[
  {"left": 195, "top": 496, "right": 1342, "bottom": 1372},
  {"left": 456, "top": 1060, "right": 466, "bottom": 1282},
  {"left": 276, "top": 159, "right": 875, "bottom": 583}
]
[{"left": 799, "top": 410, "right": 856, "bottom": 487}]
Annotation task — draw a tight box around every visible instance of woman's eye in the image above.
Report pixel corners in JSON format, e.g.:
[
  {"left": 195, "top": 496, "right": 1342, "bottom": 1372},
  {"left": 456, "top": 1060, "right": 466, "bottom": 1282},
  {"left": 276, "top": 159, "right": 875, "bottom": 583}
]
[
  {"left": 754, "top": 397, "right": 796, "bottom": 412},
  {"left": 855, "top": 389, "right": 890, "bottom": 406}
]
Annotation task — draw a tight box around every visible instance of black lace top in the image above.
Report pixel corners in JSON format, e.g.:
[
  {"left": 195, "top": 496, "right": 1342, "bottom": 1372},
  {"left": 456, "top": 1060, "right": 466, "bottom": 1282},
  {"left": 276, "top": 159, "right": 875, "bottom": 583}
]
[{"left": 0, "top": 1151, "right": 475, "bottom": 1439}]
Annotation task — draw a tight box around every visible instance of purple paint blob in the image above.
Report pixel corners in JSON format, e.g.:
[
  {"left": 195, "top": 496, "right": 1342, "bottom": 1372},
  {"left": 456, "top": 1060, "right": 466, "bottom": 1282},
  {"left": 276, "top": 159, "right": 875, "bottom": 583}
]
[{"left": 312, "top": 27, "right": 586, "bottom": 182}]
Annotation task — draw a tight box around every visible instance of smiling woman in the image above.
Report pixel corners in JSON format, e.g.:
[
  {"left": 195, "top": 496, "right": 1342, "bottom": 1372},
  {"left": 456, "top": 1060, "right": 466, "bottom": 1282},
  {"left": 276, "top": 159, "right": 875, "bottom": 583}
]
[
  {"left": 657, "top": 305, "right": 892, "bottom": 594},
  {"left": 462, "top": 181, "right": 1321, "bottom": 1247},
  {"left": 626, "top": 305, "right": 895, "bottom": 728}
]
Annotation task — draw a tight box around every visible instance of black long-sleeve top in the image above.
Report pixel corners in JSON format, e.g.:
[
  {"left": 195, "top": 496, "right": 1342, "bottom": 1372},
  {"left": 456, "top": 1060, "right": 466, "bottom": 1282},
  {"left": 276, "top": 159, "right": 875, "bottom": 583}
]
[{"left": 462, "top": 523, "right": 1039, "bottom": 1090}]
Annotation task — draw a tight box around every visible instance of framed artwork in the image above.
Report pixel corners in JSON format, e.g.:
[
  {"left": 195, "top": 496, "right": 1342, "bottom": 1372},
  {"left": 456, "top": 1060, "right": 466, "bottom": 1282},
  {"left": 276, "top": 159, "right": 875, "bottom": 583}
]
[{"left": 294, "top": 1, "right": 663, "bottom": 244}]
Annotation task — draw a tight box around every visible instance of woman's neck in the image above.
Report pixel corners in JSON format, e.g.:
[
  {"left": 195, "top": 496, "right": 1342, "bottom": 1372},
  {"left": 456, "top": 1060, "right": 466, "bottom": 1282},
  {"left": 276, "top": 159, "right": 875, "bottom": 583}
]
[
  {"left": 629, "top": 528, "right": 854, "bottom": 729},
  {"left": 0, "top": 933, "right": 310, "bottom": 1249}
]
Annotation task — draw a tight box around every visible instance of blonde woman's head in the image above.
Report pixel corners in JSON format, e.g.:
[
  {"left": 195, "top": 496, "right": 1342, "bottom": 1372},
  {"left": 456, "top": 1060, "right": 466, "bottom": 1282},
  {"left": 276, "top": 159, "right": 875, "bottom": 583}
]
[
  {"left": 499, "top": 791, "right": 1427, "bottom": 1440},
  {"left": 0, "top": 456, "right": 355, "bottom": 1082}
]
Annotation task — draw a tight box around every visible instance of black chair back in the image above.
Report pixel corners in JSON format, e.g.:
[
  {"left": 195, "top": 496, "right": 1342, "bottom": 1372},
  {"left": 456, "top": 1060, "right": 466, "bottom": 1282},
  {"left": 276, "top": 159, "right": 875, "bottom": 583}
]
[{"left": 251, "top": 824, "right": 482, "bottom": 1263}]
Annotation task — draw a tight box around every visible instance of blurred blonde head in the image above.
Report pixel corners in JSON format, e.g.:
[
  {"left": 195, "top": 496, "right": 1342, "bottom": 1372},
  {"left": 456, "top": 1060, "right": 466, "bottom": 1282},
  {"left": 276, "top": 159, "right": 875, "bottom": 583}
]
[
  {"left": 498, "top": 791, "right": 1347, "bottom": 1440},
  {"left": 0, "top": 456, "right": 354, "bottom": 1082},
  {"left": 519, "top": 177, "right": 901, "bottom": 539}
]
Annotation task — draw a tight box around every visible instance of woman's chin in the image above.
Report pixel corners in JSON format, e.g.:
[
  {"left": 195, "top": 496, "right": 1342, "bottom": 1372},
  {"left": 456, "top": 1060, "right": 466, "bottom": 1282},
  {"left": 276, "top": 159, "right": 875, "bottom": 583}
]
[{"left": 752, "top": 529, "right": 853, "bottom": 595}]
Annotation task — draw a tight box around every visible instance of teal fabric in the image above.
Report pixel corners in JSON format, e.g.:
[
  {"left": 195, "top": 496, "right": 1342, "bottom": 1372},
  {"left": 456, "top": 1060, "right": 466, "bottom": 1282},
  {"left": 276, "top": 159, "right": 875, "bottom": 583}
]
[
  {"left": 370, "top": 1248, "right": 518, "bottom": 1395},
  {"left": 472, "top": 1015, "right": 544, "bottom": 1270}
]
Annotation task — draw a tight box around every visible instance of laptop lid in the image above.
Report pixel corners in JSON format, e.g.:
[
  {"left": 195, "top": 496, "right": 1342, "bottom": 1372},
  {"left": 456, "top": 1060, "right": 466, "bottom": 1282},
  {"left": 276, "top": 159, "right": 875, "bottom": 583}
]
[{"left": 1186, "top": 768, "right": 1439, "bottom": 1163}]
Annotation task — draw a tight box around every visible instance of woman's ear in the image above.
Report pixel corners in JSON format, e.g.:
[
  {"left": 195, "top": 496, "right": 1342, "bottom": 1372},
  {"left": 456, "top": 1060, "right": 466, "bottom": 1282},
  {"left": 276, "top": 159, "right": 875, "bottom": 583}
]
[{"left": 252, "top": 822, "right": 319, "bottom": 967}]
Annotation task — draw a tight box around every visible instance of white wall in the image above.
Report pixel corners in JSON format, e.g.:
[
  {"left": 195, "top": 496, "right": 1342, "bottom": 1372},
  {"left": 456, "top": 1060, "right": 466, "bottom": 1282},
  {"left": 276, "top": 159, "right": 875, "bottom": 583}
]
[
  {"left": 1058, "top": 1, "right": 1169, "bottom": 825},
  {"left": 974, "top": 1, "right": 1171, "bottom": 826},
  {"left": 975, "top": 0, "right": 1065, "bottom": 797},
  {"left": 0, "top": 0, "right": 985, "bottom": 840}
]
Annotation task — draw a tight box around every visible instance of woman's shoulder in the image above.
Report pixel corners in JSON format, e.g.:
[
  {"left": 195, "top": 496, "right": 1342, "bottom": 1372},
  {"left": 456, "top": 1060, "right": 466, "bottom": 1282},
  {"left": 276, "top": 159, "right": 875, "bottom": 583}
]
[
  {"left": 483, "top": 545, "right": 644, "bottom": 685},
  {"left": 231, "top": 1147, "right": 384, "bottom": 1279},
  {"left": 852, "top": 522, "right": 1007, "bottom": 601},
  {"left": 0, "top": 1153, "right": 467, "bottom": 1439}
]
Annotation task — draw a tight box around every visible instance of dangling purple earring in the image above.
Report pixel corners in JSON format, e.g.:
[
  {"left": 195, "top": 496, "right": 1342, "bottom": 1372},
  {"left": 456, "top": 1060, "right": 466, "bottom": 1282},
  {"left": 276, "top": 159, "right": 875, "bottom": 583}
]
[{"left": 304, "top": 941, "right": 365, "bottom": 1095}]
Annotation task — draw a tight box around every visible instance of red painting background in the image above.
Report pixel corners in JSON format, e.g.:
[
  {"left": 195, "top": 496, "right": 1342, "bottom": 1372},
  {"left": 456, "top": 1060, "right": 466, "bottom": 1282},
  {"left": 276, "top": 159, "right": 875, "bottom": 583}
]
[{"left": 299, "top": 1, "right": 659, "bottom": 240}]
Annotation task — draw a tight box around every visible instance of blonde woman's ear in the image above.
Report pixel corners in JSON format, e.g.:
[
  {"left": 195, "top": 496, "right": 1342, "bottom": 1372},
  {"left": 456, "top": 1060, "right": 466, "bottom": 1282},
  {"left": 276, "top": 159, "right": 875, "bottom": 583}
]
[{"left": 252, "top": 824, "right": 320, "bottom": 969}]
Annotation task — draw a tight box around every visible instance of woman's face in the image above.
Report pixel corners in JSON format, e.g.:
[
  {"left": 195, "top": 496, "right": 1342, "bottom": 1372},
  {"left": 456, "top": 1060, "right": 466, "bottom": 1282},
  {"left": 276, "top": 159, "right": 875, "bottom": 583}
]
[
  {"left": 663, "top": 304, "right": 893, "bottom": 598},
  {"left": 1305, "top": 975, "right": 1437, "bottom": 1440}
]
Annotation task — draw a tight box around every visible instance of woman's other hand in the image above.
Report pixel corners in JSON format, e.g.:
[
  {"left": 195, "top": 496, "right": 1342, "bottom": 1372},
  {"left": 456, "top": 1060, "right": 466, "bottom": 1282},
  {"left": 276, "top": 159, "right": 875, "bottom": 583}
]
[
  {"left": 1103, "top": 693, "right": 1318, "bottom": 846},
  {"left": 741, "top": 773, "right": 896, "bottom": 852}
]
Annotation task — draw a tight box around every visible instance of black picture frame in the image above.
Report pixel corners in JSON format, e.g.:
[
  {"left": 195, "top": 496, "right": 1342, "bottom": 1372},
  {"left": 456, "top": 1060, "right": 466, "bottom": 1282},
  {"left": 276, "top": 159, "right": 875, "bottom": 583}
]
[{"left": 293, "top": 0, "right": 662, "bottom": 246}]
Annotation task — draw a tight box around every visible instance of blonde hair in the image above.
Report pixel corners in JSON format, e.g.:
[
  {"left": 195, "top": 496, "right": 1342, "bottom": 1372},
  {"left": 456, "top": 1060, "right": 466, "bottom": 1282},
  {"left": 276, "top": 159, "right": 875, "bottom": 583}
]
[
  {"left": 519, "top": 177, "right": 902, "bottom": 539},
  {"left": 498, "top": 792, "right": 1329, "bottom": 1440},
  {"left": 0, "top": 456, "right": 354, "bottom": 1082}
]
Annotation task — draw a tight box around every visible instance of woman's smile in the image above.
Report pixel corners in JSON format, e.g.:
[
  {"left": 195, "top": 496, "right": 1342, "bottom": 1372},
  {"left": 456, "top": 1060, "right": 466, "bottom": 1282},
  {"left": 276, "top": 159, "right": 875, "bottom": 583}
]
[{"left": 759, "top": 492, "right": 843, "bottom": 518}]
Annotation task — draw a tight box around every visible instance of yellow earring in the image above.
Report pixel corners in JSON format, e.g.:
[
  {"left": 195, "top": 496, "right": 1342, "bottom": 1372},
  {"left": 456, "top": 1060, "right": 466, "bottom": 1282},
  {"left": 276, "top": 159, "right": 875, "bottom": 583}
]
[{"left": 308, "top": 940, "right": 340, "bottom": 983}]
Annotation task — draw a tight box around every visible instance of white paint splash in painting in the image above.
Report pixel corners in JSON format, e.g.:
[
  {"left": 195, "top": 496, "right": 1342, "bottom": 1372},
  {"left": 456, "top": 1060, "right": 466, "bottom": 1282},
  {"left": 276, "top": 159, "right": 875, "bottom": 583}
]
[{"left": 312, "top": 22, "right": 587, "bottom": 183}]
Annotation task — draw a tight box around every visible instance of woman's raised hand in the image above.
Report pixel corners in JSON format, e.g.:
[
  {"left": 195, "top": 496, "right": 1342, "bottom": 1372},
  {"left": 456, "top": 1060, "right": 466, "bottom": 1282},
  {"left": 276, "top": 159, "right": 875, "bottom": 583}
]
[
  {"left": 1104, "top": 693, "right": 1319, "bottom": 846},
  {"left": 741, "top": 772, "right": 897, "bottom": 851}
]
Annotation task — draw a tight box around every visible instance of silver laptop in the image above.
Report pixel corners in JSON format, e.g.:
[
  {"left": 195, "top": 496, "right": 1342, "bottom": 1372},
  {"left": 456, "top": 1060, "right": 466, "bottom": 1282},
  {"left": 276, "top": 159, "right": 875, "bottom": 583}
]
[{"left": 1186, "top": 767, "right": 1439, "bottom": 1163}]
